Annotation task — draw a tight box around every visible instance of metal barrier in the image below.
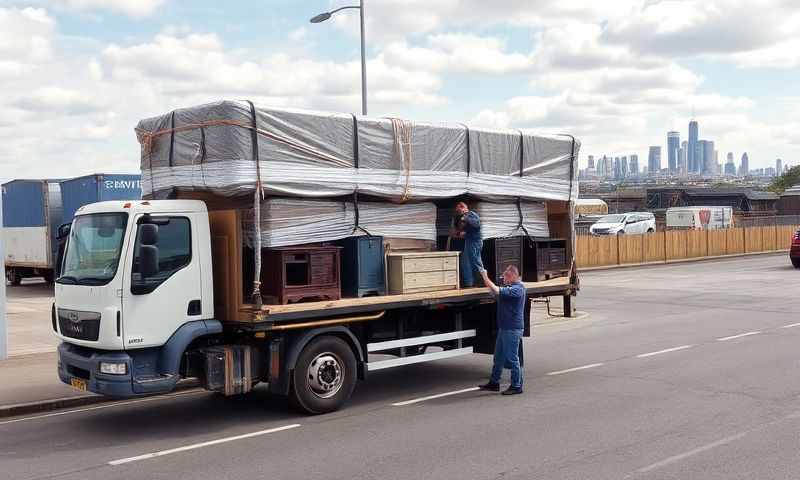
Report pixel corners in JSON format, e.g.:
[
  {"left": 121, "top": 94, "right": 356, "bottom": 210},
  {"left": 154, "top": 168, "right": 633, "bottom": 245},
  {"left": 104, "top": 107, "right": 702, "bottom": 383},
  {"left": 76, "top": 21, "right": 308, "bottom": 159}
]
[{"left": 737, "top": 215, "right": 800, "bottom": 228}]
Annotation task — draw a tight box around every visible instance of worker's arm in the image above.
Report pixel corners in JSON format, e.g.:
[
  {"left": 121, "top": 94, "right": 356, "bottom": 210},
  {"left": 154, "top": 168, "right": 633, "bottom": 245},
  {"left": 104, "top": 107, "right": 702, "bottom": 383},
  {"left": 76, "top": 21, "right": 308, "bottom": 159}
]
[{"left": 479, "top": 269, "right": 499, "bottom": 296}]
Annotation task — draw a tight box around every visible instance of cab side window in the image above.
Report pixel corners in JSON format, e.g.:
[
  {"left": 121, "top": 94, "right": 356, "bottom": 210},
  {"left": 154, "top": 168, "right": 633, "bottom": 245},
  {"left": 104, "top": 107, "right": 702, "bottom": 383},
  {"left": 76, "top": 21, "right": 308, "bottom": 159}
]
[{"left": 131, "top": 217, "right": 191, "bottom": 294}]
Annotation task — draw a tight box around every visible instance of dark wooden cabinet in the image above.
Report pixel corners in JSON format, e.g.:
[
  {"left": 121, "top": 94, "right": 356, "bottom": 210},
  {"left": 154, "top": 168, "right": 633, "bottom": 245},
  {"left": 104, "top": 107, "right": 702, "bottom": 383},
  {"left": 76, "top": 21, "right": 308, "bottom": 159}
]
[
  {"left": 523, "top": 238, "right": 569, "bottom": 282},
  {"left": 482, "top": 237, "right": 524, "bottom": 284},
  {"left": 338, "top": 236, "right": 386, "bottom": 297},
  {"left": 263, "top": 246, "right": 341, "bottom": 304}
]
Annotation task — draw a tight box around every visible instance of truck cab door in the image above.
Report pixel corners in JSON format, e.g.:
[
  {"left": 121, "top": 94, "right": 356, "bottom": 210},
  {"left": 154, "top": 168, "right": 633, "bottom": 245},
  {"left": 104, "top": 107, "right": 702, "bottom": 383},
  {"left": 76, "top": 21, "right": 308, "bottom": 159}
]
[{"left": 121, "top": 214, "right": 203, "bottom": 350}]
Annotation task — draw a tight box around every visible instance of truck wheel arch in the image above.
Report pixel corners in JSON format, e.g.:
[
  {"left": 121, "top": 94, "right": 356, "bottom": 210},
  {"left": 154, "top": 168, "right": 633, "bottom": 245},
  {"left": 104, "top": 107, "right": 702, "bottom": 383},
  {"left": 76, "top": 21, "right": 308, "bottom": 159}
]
[
  {"left": 285, "top": 326, "right": 365, "bottom": 379},
  {"left": 158, "top": 319, "right": 223, "bottom": 375}
]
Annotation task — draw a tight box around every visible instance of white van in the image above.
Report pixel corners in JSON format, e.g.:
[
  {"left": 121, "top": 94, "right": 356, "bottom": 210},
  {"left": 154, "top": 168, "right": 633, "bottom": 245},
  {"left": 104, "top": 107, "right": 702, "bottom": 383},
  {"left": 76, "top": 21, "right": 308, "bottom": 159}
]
[
  {"left": 589, "top": 212, "right": 656, "bottom": 235},
  {"left": 666, "top": 206, "right": 733, "bottom": 230}
]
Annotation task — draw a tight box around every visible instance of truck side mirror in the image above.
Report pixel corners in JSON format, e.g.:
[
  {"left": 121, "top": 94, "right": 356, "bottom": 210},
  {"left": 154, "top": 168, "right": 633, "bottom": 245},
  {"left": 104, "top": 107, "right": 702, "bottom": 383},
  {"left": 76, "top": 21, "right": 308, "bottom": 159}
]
[
  {"left": 140, "top": 245, "right": 159, "bottom": 278},
  {"left": 139, "top": 224, "right": 159, "bottom": 246},
  {"left": 56, "top": 223, "right": 71, "bottom": 240}
]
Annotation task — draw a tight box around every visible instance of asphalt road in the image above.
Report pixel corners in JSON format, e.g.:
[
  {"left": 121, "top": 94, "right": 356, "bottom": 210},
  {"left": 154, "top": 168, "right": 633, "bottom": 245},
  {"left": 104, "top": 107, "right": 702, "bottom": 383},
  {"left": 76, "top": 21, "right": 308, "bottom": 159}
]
[{"left": 2, "top": 253, "right": 799, "bottom": 480}]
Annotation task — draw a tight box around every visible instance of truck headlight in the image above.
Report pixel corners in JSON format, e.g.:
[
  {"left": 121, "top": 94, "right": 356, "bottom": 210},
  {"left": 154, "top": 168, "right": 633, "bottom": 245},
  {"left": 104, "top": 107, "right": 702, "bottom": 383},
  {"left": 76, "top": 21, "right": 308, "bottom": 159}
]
[{"left": 100, "top": 362, "right": 127, "bottom": 375}]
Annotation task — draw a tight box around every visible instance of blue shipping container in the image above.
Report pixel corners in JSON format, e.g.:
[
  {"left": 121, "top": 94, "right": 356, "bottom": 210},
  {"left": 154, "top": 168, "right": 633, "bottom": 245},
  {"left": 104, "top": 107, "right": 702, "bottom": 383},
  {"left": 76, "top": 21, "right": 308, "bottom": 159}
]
[{"left": 60, "top": 174, "right": 142, "bottom": 222}]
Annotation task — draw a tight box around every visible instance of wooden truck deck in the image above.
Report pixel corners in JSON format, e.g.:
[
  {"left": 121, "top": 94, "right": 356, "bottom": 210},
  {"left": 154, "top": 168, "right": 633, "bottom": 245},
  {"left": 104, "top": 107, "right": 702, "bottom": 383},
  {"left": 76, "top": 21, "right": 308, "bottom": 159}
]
[{"left": 236, "top": 276, "right": 573, "bottom": 325}]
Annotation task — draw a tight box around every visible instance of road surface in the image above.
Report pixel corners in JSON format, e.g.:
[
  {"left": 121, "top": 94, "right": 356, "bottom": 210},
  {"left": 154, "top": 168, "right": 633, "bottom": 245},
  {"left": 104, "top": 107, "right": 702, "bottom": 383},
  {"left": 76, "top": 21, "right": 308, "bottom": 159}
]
[{"left": 1, "top": 254, "right": 799, "bottom": 480}]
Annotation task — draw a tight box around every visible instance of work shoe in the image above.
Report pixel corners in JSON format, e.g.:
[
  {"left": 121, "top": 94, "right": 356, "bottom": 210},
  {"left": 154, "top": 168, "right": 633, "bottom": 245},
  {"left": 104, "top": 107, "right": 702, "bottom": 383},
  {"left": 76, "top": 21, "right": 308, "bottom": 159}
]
[
  {"left": 501, "top": 386, "right": 523, "bottom": 395},
  {"left": 478, "top": 381, "right": 500, "bottom": 392}
]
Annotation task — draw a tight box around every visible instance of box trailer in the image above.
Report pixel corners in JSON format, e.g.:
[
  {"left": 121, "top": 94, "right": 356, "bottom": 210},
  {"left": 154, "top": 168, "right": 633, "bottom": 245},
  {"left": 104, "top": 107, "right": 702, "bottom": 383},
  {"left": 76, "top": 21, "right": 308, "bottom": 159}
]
[
  {"left": 666, "top": 206, "right": 733, "bottom": 230},
  {"left": 60, "top": 174, "right": 142, "bottom": 222},
  {"left": 2, "top": 179, "right": 62, "bottom": 284},
  {"left": 53, "top": 102, "right": 580, "bottom": 414},
  {"left": 3, "top": 174, "right": 141, "bottom": 285}
]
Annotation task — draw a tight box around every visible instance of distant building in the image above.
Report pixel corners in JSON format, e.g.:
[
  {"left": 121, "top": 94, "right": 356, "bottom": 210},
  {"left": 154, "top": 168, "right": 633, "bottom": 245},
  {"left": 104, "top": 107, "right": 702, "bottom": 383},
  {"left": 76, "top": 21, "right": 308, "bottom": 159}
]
[
  {"left": 621, "top": 156, "right": 628, "bottom": 178},
  {"left": 648, "top": 146, "right": 662, "bottom": 176},
  {"left": 679, "top": 141, "right": 688, "bottom": 177},
  {"left": 629, "top": 154, "right": 639, "bottom": 177},
  {"left": 724, "top": 152, "right": 736, "bottom": 176},
  {"left": 614, "top": 157, "right": 623, "bottom": 180},
  {"left": 667, "top": 131, "right": 680, "bottom": 173},
  {"left": 587, "top": 155, "right": 595, "bottom": 170},
  {"left": 766, "top": 167, "right": 777, "bottom": 177},
  {"left": 776, "top": 158, "right": 782, "bottom": 176},
  {"left": 740, "top": 152, "right": 749, "bottom": 176},
  {"left": 688, "top": 120, "right": 699, "bottom": 172},
  {"left": 646, "top": 187, "right": 778, "bottom": 216},
  {"left": 698, "top": 140, "right": 714, "bottom": 174}
]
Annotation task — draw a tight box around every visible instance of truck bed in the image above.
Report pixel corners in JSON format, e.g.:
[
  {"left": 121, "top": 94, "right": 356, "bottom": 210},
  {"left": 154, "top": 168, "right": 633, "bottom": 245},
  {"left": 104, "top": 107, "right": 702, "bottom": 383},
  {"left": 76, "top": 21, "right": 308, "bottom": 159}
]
[{"left": 237, "top": 276, "right": 573, "bottom": 324}]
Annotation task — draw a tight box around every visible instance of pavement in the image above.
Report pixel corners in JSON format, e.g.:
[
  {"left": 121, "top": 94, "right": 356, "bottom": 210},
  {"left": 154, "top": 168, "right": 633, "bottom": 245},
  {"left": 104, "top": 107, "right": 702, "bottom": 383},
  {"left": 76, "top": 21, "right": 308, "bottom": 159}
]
[{"left": 1, "top": 253, "right": 799, "bottom": 479}]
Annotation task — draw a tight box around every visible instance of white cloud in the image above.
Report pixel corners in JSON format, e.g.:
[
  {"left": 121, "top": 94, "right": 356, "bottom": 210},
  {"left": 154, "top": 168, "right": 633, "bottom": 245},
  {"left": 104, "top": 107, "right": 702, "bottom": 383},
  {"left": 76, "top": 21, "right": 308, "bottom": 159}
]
[
  {"left": 383, "top": 33, "right": 532, "bottom": 74},
  {"left": 53, "top": 0, "right": 166, "bottom": 17},
  {"left": 0, "top": 7, "right": 55, "bottom": 66}
]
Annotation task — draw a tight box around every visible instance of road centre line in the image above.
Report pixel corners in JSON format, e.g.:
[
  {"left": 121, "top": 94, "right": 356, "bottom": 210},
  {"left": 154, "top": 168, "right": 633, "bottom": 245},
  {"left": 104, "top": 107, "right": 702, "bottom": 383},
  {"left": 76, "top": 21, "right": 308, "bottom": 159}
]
[
  {"left": 717, "top": 331, "right": 761, "bottom": 342},
  {"left": 108, "top": 424, "right": 301, "bottom": 466},
  {"left": 782, "top": 322, "right": 800, "bottom": 329},
  {"left": 0, "top": 389, "right": 206, "bottom": 426},
  {"left": 546, "top": 363, "right": 604, "bottom": 376},
  {"left": 636, "top": 345, "right": 693, "bottom": 358},
  {"left": 637, "top": 432, "right": 747, "bottom": 473},
  {"left": 392, "top": 387, "right": 479, "bottom": 406}
]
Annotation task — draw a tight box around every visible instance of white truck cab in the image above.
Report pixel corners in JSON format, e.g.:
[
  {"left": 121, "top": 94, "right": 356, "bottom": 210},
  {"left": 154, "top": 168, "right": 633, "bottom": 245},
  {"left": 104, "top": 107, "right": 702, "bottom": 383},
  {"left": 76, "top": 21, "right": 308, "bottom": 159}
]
[{"left": 55, "top": 200, "right": 221, "bottom": 397}]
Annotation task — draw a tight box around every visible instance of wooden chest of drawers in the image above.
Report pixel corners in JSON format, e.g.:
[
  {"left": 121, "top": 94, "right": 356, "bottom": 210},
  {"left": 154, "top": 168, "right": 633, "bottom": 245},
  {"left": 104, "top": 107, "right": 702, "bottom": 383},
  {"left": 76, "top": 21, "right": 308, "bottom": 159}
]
[
  {"left": 387, "top": 251, "right": 460, "bottom": 294},
  {"left": 482, "top": 236, "right": 524, "bottom": 284},
  {"left": 338, "top": 236, "right": 386, "bottom": 298},
  {"left": 523, "top": 238, "right": 568, "bottom": 282},
  {"left": 263, "top": 246, "right": 341, "bottom": 304}
]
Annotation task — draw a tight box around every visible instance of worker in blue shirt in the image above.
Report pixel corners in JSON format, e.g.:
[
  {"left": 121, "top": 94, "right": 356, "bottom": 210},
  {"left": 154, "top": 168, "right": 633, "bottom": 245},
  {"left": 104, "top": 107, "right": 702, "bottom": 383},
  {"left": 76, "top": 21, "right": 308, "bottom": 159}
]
[
  {"left": 478, "top": 265, "right": 526, "bottom": 395},
  {"left": 452, "top": 201, "right": 484, "bottom": 287}
]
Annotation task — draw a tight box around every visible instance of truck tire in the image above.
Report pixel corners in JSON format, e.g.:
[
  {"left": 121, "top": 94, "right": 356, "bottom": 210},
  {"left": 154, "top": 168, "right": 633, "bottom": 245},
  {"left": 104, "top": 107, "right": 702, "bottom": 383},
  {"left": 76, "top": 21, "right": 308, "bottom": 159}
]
[
  {"left": 43, "top": 271, "right": 55, "bottom": 284},
  {"left": 289, "top": 336, "right": 357, "bottom": 414},
  {"left": 792, "top": 258, "right": 800, "bottom": 269},
  {"left": 6, "top": 269, "right": 21, "bottom": 286}
]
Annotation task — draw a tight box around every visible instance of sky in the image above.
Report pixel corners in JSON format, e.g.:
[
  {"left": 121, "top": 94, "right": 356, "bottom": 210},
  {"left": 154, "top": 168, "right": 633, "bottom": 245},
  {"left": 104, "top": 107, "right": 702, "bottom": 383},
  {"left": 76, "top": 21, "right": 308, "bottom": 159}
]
[{"left": 1, "top": 0, "right": 799, "bottom": 183}]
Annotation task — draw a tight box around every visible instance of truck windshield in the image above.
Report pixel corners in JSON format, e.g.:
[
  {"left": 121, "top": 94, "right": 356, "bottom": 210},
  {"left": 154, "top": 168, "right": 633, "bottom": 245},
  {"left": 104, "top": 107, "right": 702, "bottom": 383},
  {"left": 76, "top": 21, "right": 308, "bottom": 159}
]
[{"left": 58, "top": 213, "right": 128, "bottom": 285}]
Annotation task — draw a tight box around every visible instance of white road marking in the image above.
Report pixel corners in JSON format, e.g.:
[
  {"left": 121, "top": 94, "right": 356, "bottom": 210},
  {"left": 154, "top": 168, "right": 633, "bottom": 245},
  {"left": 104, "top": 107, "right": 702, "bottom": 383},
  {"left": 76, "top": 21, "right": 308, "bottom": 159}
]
[
  {"left": 391, "top": 387, "right": 479, "bottom": 406},
  {"left": 717, "top": 331, "right": 761, "bottom": 342},
  {"left": 637, "top": 432, "right": 747, "bottom": 473},
  {"left": 546, "top": 363, "right": 604, "bottom": 376},
  {"left": 108, "top": 424, "right": 301, "bottom": 466},
  {"left": 636, "top": 345, "right": 693, "bottom": 358},
  {"left": 0, "top": 390, "right": 206, "bottom": 426},
  {"left": 782, "top": 322, "right": 800, "bottom": 329}
]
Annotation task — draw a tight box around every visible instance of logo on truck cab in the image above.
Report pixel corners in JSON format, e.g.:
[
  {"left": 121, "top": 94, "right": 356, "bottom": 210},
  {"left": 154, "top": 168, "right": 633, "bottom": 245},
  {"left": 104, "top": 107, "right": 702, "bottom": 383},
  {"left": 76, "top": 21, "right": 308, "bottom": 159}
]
[
  {"left": 128, "top": 337, "right": 144, "bottom": 344},
  {"left": 104, "top": 180, "right": 142, "bottom": 190}
]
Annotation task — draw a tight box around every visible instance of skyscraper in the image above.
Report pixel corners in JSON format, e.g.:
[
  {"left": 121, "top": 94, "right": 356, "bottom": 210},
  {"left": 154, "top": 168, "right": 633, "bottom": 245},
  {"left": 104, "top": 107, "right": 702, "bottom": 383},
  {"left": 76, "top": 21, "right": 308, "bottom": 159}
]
[
  {"left": 587, "top": 155, "right": 595, "bottom": 170},
  {"left": 714, "top": 150, "right": 719, "bottom": 174},
  {"left": 725, "top": 152, "right": 736, "bottom": 176},
  {"left": 680, "top": 141, "right": 688, "bottom": 176},
  {"left": 776, "top": 158, "right": 782, "bottom": 176},
  {"left": 629, "top": 154, "right": 639, "bottom": 177},
  {"left": 667, "top": 131, "right": 680, "bottom": 173},
  {"left": 621, "top": 156, "right": 628, "bottom": 178},
  {"left": 648, "top": 146, "right": 662, "bottom": 175},
  {"left": 740, "top": 152, "right": 749, "bottom": 176},
  {"left": 688, "top": 120, "right": 699, "bottom": 172}
]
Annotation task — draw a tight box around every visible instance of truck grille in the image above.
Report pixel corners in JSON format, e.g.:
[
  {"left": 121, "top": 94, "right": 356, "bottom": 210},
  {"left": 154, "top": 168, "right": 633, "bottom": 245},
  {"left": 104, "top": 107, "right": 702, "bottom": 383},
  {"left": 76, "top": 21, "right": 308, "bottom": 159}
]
[{"left": 58, "top": 309, "right": 101, "bottom": 341}]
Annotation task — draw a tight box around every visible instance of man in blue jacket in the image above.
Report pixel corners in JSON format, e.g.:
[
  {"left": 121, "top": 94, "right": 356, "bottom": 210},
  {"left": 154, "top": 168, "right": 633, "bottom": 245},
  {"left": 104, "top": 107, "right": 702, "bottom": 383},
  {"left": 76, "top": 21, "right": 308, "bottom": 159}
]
[
  {"left": 478, "top": 265, "right": 526, "bottom": 395},
  {"left": 453, "top": 201, "right": 484, "bottom": 287}
]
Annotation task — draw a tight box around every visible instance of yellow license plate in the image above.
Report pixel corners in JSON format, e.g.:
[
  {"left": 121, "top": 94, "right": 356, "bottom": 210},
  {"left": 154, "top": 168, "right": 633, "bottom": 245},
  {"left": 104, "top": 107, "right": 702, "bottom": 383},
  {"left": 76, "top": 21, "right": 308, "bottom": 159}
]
[{"left": 70, "top": 378, "right": 87, "bottom": 391}]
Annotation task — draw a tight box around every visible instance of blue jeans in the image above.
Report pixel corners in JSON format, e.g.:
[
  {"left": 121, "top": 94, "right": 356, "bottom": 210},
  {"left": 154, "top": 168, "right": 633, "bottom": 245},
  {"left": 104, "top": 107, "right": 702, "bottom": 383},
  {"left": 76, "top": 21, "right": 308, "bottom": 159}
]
[
  {"left": 460, "top": 238, "right": 484, "bottom": 287},
  {"left": 490, "top": 329, "right": 523, "bottom": 389}
]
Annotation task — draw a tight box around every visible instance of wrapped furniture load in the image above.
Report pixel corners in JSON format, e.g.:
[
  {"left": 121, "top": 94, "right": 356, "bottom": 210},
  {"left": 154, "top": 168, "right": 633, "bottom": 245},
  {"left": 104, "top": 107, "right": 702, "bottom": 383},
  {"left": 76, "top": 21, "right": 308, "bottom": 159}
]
[
  {"left": 243, "top": 198, "right": 437, "bottom": 248},
  {"left": 436, "top": 201, "right": 550, "bottom": 240},
  {"left": 136, "top": 100, "right": 579, "bottom": 202}
]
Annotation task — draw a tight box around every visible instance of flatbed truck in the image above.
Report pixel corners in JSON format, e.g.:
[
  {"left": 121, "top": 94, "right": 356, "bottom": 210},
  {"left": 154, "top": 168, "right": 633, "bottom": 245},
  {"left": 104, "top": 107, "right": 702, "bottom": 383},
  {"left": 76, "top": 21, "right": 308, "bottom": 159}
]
[{"left": 54, "top": 196, "right": 577, "bottom": 413}]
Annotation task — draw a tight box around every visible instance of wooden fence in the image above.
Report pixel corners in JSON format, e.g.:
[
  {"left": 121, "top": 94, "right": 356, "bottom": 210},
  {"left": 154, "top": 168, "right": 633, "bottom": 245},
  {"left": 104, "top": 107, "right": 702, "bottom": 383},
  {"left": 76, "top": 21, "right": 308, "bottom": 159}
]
[{"left": 576, "top": 225, "right": 798, "bottom": 268}]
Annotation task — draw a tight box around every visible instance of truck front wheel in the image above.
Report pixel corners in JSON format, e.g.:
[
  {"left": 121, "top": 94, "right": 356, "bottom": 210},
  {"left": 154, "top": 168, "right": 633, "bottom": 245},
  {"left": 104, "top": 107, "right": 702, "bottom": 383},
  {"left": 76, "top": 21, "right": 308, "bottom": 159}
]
[{"left": 289, "top": 336, "right": 357, "bottom": 414}]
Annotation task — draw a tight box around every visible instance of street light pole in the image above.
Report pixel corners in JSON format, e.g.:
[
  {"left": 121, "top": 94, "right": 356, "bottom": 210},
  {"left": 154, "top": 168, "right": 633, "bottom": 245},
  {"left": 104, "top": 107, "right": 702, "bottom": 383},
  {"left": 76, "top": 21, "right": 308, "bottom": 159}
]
[
  {"left": 0, "top": 192, "right": 7, "bottom": 360},
  {"left": 310, "top": 1, "right": 367, "bottom": 115},
  {"left": 359, "top": 0, "right": 367, "bottom": 116}
]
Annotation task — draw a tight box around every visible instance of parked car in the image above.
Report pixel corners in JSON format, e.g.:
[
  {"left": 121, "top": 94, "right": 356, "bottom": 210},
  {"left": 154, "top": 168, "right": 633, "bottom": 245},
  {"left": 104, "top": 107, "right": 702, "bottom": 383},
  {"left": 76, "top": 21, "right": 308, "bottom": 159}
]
[
  {"left": 791, "top": 228, "right": 800, "bottom": 269},
  {"left": 589, "top": 212, "right": 656, "bottom": 235}
]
